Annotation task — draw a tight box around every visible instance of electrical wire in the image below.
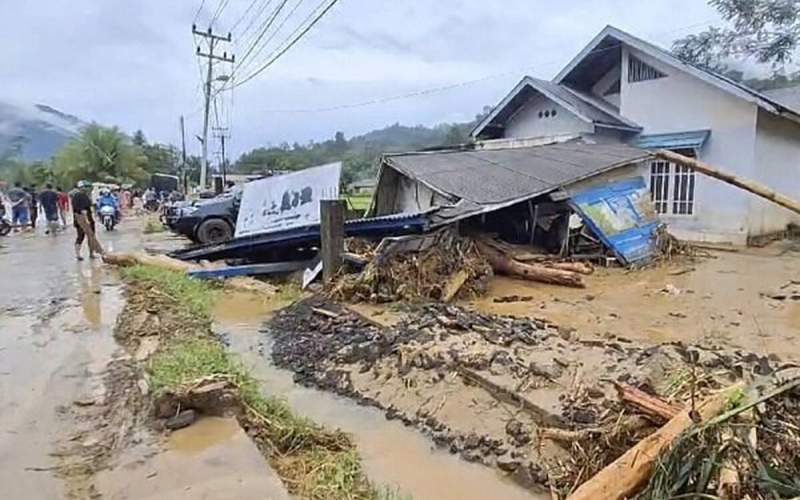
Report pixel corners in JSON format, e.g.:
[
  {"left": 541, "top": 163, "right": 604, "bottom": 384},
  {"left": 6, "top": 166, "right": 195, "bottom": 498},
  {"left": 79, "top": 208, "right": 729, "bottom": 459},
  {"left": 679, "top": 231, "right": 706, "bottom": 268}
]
[
  {"left": 234, "top": 0, "right": 306, "bottom": 77},
  {"left": 237, "top": 0, "right": 276, "bottom": 48},
  {"left": 231, "top": 0, "right": 339, "bottom": 89},
  {"left": 210, "top": 0, "right": 231, "bottom": 26},
  {"left": 229, "top": 0, "right": 263, "bottom": 34},
  {"left": 193, "top": 0, "right": 207, "bottom": 24},
  {"left": 255, "top": 18, "right": 721, "bottom": 113},
  {"left": 235, "top": 0, "right": 290, "bottom": 72}
]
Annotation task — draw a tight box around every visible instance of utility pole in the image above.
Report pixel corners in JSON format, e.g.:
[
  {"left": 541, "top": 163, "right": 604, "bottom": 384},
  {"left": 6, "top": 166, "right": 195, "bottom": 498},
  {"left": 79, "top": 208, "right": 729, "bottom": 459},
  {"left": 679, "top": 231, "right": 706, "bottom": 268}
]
[
  {"left": 213, "top": 126, "right": 230, "bottom": 186},
  {"left": 179, "top": 115, "right": 187, "bottom": 192},
  {"left": 192, "top": 24, "right": 234, "bottom": 190}
]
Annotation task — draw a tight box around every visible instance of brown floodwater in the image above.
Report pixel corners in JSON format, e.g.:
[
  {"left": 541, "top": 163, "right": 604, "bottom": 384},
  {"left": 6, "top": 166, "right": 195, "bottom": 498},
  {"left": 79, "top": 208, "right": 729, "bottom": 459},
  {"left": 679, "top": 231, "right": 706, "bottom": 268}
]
[
  {"left": 468, "top": 242, "right": 800, "bottom": 360},
  {"left": 215, "top": 302, "right": 547, "bottom": 500}
]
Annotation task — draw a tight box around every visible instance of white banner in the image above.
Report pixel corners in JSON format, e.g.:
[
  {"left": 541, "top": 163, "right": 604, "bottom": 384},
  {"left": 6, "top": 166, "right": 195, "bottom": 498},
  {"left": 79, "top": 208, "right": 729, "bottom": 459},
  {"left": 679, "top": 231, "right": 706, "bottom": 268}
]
[{"left": 234, "top": 162, "right": 341, "bottom": 238}]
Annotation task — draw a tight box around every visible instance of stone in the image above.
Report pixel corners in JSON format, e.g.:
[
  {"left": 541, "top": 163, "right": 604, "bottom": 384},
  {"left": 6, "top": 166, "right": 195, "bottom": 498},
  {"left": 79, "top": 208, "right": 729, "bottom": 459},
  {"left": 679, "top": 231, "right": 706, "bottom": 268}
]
[
  {"left": 496, "top": 454, "right": 521, "bottom": 473},
  {"left": 166, "top": 409, "right": 197, "bottom": 430},
  {"left": 505, "top": 420, "right": 532, "bottom": 446}
]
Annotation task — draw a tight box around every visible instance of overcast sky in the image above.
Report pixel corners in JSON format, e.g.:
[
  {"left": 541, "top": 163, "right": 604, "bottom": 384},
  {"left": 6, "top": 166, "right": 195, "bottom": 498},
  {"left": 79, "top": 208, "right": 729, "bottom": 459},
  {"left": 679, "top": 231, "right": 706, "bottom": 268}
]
[{"left": 1, "top": 0, "right": 724, "bottom": 159}]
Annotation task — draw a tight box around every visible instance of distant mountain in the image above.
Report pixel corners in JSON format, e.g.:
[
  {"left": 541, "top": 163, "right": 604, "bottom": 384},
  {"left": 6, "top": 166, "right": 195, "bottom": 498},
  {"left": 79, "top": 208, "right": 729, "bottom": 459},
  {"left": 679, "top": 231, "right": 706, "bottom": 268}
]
[{"left": 0, "top": 101, "right": 85, "bottom": 161}]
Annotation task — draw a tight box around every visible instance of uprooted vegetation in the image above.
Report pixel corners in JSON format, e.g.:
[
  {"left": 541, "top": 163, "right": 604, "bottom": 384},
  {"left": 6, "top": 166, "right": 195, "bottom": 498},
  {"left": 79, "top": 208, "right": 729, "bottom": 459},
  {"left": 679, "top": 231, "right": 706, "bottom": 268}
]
[
  {"left": 118, "top": 264, "right": 397, "bottom": 500},
  {"left": 267, "top": 295, "right": 800, "bottom": 497}
]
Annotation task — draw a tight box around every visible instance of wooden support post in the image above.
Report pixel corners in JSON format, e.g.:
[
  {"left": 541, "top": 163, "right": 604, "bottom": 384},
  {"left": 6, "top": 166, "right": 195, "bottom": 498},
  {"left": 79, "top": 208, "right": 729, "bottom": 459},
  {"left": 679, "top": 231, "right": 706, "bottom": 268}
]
[{"left": 320, "top": 199, "right": 345, "bottom": 284}]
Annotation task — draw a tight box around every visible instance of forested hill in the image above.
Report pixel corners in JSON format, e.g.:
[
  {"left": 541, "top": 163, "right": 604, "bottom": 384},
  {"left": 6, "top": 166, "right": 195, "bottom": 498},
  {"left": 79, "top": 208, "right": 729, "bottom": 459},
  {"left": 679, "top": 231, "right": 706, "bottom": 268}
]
[{"left": 233, "top": 114, "right": 487, "bottom": 185}]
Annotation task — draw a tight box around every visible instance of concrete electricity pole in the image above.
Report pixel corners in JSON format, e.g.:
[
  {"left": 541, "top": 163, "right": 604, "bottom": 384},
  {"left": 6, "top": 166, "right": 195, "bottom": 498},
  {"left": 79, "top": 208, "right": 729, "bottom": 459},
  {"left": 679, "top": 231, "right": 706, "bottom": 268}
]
[
  {"left": 192, "top": 25, "right": 234, "bottom": 190},
  {"left": 179, "top": 115, "right": 187, "bottom": 192},
  {"left": 213, "top": 126, "right": 230, "bottom": 186}
]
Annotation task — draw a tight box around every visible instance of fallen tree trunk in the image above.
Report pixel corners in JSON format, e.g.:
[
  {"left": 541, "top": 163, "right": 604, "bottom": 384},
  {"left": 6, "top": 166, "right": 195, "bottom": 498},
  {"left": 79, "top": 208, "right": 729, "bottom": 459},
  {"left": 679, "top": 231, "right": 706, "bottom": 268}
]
[
  {"left": 477, "top": 241, "right": 585, "bottom": 288},
  {"left": 103, "top": 251, "right": 197, "bottom": 272},
  {"left": 615, "top": 383, "right": 682, "bottom": 422},
  {"left": 457, "top": 365, "right": 566, "bottom": 428},
  {"left": 655, "top": 150, "right": 800, "bottom": 216},
  {"left": 567, "top": 383, "right": 743, "bottom": 500},
  {"left": 546, "top": 262, "right": 594, "bottom": 275}
]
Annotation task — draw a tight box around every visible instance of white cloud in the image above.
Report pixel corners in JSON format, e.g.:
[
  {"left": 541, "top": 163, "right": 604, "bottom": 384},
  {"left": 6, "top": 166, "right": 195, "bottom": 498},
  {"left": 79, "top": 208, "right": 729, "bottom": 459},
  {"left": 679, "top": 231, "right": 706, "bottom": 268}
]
[{"left": 1, "top": 0, "right": 727, "bottom": 159}]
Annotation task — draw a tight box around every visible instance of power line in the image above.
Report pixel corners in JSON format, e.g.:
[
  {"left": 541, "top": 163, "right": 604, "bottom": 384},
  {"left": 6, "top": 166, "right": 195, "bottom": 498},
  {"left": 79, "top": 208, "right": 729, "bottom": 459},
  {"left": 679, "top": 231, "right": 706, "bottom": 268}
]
[
  {"left": 235, "top": 0, "right": 306, "bottom": 77},
  {"left": 211, "top": 0, "right": 231, "bottom": 26},
  {"left": 232, "top": 0, "right": 339, "bottom": 89},
  {"left": 256, "top": 19, "right": 721, "bottom": 113},
  {"left": 193, "top": 0, "right": 207, "bottom": 24},
  {"left": 237, "top": 0, "right": 276, "bottom": 46},
  {"left": 230, "top": 0, "right": 263, "bottom": 34},
  {"left": 235, "top": 0, "right": 290, "bottom": 72}
]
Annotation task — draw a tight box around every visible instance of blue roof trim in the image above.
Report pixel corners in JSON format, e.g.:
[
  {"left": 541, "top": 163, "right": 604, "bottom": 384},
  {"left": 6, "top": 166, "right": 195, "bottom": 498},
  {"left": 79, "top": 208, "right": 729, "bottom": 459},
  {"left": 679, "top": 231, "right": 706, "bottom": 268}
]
[{"left": 632, "top": 130, "right": 710, "bottom": 150}]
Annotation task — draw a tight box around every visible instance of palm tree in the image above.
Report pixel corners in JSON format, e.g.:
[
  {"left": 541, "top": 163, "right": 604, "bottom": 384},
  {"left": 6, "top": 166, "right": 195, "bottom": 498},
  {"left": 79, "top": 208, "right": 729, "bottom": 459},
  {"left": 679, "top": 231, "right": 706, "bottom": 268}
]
[{"left": 54, "top": 124, "right": 148, "bottom": 188}]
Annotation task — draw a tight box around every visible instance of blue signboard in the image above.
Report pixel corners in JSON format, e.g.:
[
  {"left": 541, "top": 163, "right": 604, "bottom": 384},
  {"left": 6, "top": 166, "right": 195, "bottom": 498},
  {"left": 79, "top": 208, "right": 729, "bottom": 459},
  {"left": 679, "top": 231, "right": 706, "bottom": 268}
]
[{"left": 569, "top": 177, "right": 659, "bottom": 265}]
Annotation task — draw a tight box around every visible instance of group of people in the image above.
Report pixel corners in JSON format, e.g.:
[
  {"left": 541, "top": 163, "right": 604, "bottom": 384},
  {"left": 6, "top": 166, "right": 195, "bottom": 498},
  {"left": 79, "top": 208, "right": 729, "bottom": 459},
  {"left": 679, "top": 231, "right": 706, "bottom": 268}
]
[
  {"left": 0, "top": 181, "right": 140, "bottom": 261},
  {"left": 5, "top": 183, "right": 70, "bottom": 233}
]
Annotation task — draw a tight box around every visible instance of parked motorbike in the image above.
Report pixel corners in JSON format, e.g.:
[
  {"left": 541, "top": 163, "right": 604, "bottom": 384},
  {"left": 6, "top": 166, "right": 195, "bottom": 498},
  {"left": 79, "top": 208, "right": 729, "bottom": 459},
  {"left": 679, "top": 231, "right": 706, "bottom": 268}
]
[{"left": 99, "top": 205, "right": 117, "bottom": 231}]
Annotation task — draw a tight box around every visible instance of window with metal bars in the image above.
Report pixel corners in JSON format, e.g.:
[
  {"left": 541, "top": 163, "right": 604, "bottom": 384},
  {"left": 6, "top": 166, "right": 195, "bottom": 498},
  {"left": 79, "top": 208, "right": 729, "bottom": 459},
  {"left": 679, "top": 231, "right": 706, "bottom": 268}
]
[
  {"left": 648, "top": 158, "right": 695, "bottom": 216},
  {"left": 628, "top": 55, "right": 666, "bottom": 83}
]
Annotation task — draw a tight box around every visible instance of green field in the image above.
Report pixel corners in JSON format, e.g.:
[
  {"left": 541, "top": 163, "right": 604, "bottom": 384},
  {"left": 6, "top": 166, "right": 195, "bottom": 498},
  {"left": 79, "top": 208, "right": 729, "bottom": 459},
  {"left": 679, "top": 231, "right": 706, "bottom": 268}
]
[{"left": 346, "top": 193, "right": 373, "bottom": 211}]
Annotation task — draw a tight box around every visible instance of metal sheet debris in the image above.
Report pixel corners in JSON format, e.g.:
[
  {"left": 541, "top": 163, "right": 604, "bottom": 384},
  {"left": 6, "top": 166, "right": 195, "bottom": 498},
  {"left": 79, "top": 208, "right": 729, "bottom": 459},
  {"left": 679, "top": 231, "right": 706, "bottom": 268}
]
[{"left": 569, "top": 177, "right": 659, "bottom": 265}]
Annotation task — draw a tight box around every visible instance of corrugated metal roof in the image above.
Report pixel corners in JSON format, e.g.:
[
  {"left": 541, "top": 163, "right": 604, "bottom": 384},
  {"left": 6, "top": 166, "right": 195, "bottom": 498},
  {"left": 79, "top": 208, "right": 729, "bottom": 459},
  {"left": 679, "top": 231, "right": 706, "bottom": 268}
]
[
  {"left": 633, "top": 130, "right": 710, "bottom": 150},
  {"left": 384, "top": 141, "right": 651, "bottom": 206}
]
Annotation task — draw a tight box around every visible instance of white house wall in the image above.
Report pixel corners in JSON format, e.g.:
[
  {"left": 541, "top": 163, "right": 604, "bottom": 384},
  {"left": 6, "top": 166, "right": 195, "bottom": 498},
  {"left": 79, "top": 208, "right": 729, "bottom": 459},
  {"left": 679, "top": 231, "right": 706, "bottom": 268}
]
[
  {"left": 505, "top": 95, "right": 593, "bottom": 139},
  {"left": 620, "top": 47, "right": 759, "bottom": 244},
  {"left": 750, "top": 109, "right": 800, "bottom": 235}
]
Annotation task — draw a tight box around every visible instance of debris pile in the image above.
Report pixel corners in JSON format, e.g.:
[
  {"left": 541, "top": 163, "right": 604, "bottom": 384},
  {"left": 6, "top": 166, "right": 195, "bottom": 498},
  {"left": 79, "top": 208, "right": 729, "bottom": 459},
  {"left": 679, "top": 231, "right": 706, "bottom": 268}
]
[
  {"left": 333, "top": 230, "right": 493, "bottom": 302},
  {"left": 266, "top": 296, "right": 791, "bottom": 494}
]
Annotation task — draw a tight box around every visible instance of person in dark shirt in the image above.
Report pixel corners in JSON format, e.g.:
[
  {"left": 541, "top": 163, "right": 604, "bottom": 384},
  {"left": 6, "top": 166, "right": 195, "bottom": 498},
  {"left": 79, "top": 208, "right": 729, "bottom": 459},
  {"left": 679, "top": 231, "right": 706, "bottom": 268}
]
[
  {"left": 38, "top": 184, "right": 60, "bottom": 235},
  {"left": 27, "top": 185, "right": 38, "bottom": 229},
  {"left": 70, "top": 180, "right": 96, "bottom": 260}
]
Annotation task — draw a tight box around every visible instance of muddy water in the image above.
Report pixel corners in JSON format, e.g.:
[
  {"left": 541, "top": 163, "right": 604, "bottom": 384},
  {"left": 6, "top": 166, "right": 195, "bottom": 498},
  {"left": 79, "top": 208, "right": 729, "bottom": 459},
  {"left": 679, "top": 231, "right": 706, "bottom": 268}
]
[
  {"left": 0, "top": 221, "right": 145, "bottom": 499},
  {"left": 469, "top": 243, "right": 800, "bottom": 360},
  {"left": 215, "top": 300, "right": 546, "bottom": 500}
]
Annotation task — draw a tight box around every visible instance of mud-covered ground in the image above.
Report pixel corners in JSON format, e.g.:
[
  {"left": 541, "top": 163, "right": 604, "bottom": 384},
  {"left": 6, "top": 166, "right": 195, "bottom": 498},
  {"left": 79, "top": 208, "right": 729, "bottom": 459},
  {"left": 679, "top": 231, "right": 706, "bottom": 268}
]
[
  {"left": 469, "top": 241, "right": 800, "bottom": 359},
  {"left": 267, "top": 295, "right": 779, "bottom": 492}
]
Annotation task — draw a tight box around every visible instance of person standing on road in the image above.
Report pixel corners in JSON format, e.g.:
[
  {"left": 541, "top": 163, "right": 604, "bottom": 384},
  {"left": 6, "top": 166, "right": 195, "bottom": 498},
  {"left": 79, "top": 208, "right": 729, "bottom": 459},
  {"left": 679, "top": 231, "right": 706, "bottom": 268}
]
[
  {"left": 38, "top": 184, "right": 60, "bottom": 235},
  {"left": 70, "top": 180, "right": 102, "bottom": 260},
  {"left": 8, "top": 182, "right": 30, "bottom": 231},
  {"left": 56, "top": 187, "right": 70, "bottom": 226},
  {"left": 27, "top": 185, "right": 38, "bottom": 230}
]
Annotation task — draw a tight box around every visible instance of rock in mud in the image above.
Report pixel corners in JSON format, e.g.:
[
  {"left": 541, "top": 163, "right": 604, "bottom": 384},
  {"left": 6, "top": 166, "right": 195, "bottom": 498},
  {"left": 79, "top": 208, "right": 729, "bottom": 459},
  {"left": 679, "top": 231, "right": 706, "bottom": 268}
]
[
  {"left": 154, "top": 375, "right": 241, "bottom": 419},
  {"left": 505, "top": 420, "right": 532, "bottom": 446},
  {"left": 496, "top": 453, "right": 522, "bottom": 473},
  {"left": 165, "top": 409, "right": 197, "bottom": 430}
]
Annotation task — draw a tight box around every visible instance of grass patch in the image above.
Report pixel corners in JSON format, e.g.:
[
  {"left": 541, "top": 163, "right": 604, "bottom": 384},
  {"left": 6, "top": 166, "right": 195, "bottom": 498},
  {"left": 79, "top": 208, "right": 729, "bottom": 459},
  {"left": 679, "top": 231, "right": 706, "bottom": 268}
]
[
  {"left": 143, "top": 217, "right": 165, "bottom": 234},
  {"left": 346, "top": 193, "right": 372, "bottom": 211},
  {"left": 147, "top": 334, "right": 396, "bottom": 499},
  {"left": 121, "top": 264, "right": 216, "bottom": 320}
]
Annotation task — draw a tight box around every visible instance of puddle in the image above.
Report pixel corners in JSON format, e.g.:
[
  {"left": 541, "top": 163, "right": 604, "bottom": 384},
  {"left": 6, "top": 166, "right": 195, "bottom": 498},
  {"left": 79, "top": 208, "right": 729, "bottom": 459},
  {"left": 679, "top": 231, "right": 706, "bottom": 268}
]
[
  {"left": 216, "top": 312, "right": 545, "bottom": 500},
  {"left": 167, "top": 416, "right": 239, "bottom": 455}
]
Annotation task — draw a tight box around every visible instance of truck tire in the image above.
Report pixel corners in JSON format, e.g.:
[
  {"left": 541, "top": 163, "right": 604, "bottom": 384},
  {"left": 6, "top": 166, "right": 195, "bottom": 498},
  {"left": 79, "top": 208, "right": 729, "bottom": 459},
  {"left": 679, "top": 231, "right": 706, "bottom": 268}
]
[{"left": 196, "top": 218, "right": 233, "bottom": 244}]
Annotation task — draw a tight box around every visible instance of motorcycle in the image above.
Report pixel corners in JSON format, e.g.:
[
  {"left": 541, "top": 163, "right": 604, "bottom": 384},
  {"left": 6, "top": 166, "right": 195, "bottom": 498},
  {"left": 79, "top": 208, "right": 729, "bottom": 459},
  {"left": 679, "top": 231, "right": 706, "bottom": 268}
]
[
  {"left": 99, "top": 204, "right": 117, "bottom": 231},
  {"left": 0, "top": 206, "right": 10, "bottom": 236}
]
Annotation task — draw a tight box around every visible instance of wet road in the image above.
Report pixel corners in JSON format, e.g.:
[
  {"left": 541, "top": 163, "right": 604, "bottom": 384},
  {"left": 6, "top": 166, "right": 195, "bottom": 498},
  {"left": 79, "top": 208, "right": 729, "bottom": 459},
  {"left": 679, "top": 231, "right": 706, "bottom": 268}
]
[{"left": 0, "top": 221, "right": 142, "bottom": 499}]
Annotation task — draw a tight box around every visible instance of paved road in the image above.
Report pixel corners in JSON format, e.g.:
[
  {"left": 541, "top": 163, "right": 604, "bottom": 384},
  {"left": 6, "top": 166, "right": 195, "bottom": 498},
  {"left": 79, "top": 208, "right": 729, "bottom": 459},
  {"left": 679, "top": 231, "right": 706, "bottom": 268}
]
[{"left": 0, "top": 220, "right": 143, "bottom": 499}]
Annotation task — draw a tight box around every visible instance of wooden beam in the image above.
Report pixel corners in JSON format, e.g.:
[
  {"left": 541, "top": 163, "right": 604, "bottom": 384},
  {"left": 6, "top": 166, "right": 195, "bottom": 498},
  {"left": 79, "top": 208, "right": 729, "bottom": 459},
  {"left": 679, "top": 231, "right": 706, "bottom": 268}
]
[
  {"left": 655, "top": 149, "right": 800, "bottom": 216},
  {"left": 320, "top": 199, "right": 345, "bottom": 284}
]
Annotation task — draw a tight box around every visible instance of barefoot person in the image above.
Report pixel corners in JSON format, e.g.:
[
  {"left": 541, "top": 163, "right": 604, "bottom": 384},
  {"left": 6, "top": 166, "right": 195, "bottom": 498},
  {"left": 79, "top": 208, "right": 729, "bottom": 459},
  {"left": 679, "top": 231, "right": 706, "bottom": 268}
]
[{"left": 70, "top": 180, "right": 103, "bottom": 260}]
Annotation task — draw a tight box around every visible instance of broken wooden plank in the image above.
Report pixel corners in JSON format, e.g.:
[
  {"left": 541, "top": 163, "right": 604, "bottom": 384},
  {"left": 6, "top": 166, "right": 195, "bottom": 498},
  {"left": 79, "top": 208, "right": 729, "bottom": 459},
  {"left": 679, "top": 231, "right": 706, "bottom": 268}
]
[
  {"left": 567, "top": 383, "right": 743, "bottom": 500},
  {"left": 456, "top": 365, "right": 566, "bottom": 428},
  {"left": 477, "top": 241, "right": 585, "bottom": 288},
  {"left": 311, "top": 306, "right": 339, "bottom": 319},
  {"left": 614, "top": 382, "right": 682, "bottom": 422},
  {"left": 656, "top": 149, "right": 800, "bottom": 216},
  {"left": 546, "top": 262, "right": 594, "bottom": 275},
  {"left": 441, "top": 269, "right": 470, "bottom": 303}
]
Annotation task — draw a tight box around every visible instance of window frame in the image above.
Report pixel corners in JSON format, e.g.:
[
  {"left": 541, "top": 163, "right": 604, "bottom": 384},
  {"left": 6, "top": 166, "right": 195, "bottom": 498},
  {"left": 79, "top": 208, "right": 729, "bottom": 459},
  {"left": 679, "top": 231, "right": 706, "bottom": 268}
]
[{"left": 647, "top": 148, "right": 697, "bottom": 217}]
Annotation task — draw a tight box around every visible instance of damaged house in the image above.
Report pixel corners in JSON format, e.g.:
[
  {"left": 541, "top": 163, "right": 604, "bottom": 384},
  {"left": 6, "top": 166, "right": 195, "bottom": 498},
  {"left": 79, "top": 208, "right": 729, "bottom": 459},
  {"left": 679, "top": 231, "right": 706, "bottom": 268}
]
[
  {"left": 373, "top": 25, "right": 800, "bottom": 246},
  {"left": 472, "top": 25, "right": 800, "bottom": 244}
]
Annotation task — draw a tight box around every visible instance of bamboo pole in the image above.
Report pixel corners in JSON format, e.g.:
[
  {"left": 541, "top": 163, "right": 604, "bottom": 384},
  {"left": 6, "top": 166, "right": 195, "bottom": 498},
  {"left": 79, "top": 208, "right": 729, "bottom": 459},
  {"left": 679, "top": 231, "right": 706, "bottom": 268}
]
[{"left": 655, "top": 149, "right": 800, "bottom": 215}]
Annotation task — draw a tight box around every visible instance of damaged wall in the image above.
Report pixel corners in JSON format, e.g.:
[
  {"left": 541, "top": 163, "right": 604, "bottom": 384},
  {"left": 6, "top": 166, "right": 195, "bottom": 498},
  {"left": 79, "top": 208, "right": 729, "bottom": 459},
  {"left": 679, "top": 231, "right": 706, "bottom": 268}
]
[
  {"left": 750, "top": 108, "right": 800, "bottom": 236},
  {"left": 372, "top": 164, "right": 454, "bottom": 215}
]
